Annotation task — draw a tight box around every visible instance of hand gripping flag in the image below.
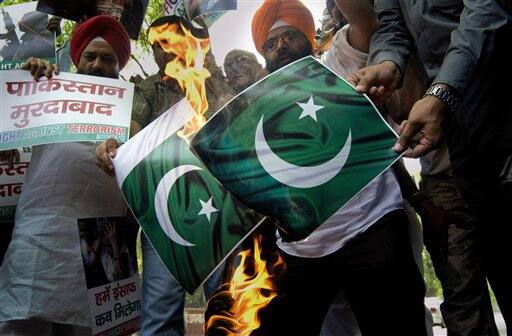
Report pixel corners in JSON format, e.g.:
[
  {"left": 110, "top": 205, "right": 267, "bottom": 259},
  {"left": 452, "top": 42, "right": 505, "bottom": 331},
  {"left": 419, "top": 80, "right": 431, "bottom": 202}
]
[
  {"left": 192, "top": 56, "right": 401, "bottom": 240},
  {"left": 113, "top": 99, "right": 265, "bottom": 293}
]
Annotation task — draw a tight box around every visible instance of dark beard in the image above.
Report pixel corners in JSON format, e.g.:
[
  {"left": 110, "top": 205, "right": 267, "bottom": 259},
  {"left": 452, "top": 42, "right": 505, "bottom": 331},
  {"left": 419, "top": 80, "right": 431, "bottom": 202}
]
[
  {"left": 266, "top": 47, "right": 312, "bottom": 73},
  {"left": 77, "top": 68, "right": 119, "bottom": 79}
]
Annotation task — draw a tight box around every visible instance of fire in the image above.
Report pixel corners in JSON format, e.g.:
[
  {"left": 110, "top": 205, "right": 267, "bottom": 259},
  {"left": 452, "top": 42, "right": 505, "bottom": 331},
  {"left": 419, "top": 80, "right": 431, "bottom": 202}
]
[
  {"left": 148, "top": 22, "right": 211, "bottom": 137},
  {"left": 206, "top": 235, "right": 285, "bottom": 336}
]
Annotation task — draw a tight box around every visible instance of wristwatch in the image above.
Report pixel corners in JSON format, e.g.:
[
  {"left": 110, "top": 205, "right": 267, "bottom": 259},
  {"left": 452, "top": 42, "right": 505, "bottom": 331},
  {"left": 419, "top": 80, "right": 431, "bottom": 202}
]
[{"left": 424, "top": 84, "right": 461, "bottom": 113}]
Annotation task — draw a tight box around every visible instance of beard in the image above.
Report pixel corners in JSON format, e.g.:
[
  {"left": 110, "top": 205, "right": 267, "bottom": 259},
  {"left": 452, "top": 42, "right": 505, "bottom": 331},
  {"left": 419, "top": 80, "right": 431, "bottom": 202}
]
[
  {"left": 266, "top": 46, "right": 312, "bottom": 73},
  {"left": 77, "top": 68, "right": 119, "bottom": 79}
]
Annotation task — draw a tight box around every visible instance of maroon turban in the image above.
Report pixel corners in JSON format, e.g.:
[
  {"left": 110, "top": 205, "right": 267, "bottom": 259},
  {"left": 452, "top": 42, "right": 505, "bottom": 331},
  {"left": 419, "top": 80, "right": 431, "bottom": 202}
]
[{"left": 70, "top": 15, "right": 131, "bottom": 70}]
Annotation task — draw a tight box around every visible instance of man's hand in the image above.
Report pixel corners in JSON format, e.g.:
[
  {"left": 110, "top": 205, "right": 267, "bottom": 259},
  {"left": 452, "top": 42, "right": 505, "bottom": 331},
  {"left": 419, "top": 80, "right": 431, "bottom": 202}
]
[
  {"left": 346, "top": 61, "right": 401, "bottom": 105},
  {"left": 394, "top": 95, "right": 444, "bottom": 158},
  {"left": 47, "top": 16, "right": 62, "bottom": 36},
  {"left": 129, "top": 74, "right": 143, "bottom": 84},
  {"left": 95, "top": 138, "right": 119, "bottom": 177},
  {"left": 21, "top": 57, "right": 59, "bottom": 82}
]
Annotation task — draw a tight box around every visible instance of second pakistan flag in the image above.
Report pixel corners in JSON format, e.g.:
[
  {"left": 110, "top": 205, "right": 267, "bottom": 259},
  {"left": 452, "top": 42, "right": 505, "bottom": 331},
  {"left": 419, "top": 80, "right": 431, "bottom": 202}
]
[
  {"left": 192, "top": 56, "right": 401, "bottom": 240},
  {"left": 113, "top": 99, "right": 265, "bottom": 293}
]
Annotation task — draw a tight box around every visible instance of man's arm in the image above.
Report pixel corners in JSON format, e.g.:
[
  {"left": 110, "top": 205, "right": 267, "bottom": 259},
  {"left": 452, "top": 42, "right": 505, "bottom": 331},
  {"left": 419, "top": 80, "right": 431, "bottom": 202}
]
[
  {"left": 394, "top": 0, "right": 511, "bottom": 157},
  {"left": 334, "top": 0, "right": 377, "bottom": 53},
  {"left": 367, "top": 0, "right": 412, "bottom": 77},
  {"left": 345, "top": 0, "right": 412, "bottom": 105},
  {"left": 352, "top": 1, "right": 511, "bottom": 158},
  {"left": 433, "top": 0, "right": 509, "bottom": 95}
]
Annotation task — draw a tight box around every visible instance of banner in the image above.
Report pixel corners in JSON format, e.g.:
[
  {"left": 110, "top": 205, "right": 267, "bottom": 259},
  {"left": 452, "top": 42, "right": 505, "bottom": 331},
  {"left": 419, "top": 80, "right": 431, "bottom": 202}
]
[
  {"left": 0, "top": 149, "right": 30, "bottom": 221},
  {"left": 192, "top": 56, "right": 401, "bottom": 240},
  {"left": 113, "top": 99, "right": 265, "bottom": 293},
  {"left": 164, "top": 0, "right": 236, "bottom": 28},
  {"left": 0, "top": 2, "right": 56, "bottom": 70},
  {"left": 0, "top": 71, "right": 134, "bottom": 150},
  {"left": 78, "top": 216, "right": 141, "bottom": 336},
  {"left": 36, "top": 0, "right": 149, "bottom": 40}
]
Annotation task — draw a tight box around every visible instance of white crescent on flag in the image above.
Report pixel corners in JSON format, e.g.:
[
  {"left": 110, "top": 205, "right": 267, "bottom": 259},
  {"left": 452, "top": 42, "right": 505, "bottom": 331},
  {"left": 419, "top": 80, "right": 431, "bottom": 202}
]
[
  {"left": 154, "top": 164, "right": 203, "bottom": 247},
  {"left": 255, "top": 116, "right": 352, "bottom": 189}
]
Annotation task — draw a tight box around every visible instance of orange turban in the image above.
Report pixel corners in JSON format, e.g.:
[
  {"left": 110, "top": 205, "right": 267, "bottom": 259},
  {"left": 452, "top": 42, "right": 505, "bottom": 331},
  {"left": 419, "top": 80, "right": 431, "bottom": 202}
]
[{"left": 252, "top": 0, "right": 317, "bottom": 55}]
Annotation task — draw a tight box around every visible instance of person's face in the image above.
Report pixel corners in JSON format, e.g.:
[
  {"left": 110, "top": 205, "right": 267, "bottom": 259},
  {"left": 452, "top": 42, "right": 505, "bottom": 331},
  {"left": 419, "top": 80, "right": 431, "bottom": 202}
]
[
  {"left": 224, "top": 54, "right": 261, "bottom": 93},
  {"left": 151, "top": 42, "right": 176, "bottom": 72},
  {"left": 263, "top": 26, "right": 313, "bottom": 73},
  {"left": 77, "top": 40, "right": 119, "bottom": 79}
]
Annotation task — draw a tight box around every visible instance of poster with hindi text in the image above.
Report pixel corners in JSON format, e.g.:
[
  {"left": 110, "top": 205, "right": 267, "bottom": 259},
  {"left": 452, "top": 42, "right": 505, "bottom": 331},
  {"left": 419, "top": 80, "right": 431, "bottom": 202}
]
[
  {"left": 0, "top": 149, "right": 30, "bottom": 266},
  {"left": 0, "top": 2, "right": 56, "bottom": 70},
  {"left": 0, "top": 149, "right": 30, "bottom": 220},
  {"left": 0, "top": 71, "right": 134, "bottom": 150},
  {"left": 78, "top": 216, "right": 141, "bottom": 336},
  {"left": 164, "top": 0, "right": 236, "bottom": 28},
  {"left": 36, "top": 0, "right": 149, "bottom": 40}
]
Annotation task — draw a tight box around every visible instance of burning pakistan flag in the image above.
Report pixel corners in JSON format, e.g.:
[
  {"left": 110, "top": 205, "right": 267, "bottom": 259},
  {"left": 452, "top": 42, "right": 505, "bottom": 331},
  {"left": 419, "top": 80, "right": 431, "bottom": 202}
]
[{"left": 148, "top": 19, "right": 212, "bottom": 137}]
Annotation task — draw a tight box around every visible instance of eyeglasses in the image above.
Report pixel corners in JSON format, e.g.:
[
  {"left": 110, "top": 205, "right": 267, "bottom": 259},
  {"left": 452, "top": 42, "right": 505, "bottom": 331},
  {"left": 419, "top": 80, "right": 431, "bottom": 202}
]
[{"left": 263, "top": 31, "right": 301, "bottom": 53}]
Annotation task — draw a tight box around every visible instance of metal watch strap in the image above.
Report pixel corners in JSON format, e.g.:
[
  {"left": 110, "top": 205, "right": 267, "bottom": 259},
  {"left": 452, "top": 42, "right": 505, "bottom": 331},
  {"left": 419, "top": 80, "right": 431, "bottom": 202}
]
[{"left": 425, "top": 84, "right": 461, "bottom": 113}]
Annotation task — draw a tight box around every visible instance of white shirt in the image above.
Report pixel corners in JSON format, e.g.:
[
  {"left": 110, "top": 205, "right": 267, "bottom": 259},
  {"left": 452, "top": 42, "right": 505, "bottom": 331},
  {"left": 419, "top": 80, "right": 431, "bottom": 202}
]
[
  {"left": 277, "top": 25, "right": 404, "bottom": 258},
  {"left": 0, "top": 142, "right": 126, "bottom": 327},
  {"left": 420, "top": 144, "right": 451, "bottom": 176}
]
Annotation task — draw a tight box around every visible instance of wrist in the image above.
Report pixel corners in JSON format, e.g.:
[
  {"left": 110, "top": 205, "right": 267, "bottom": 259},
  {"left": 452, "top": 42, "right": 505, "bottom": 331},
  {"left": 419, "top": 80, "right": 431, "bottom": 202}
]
[
  {"left": 423, "top": 94, "right": 446, "bottom": 109},
  {"left": 425, "top": 83, "right": 461, "bottom": 113},
  {"left": 380, "top": 60, "right": 402, "bottom": 87}
]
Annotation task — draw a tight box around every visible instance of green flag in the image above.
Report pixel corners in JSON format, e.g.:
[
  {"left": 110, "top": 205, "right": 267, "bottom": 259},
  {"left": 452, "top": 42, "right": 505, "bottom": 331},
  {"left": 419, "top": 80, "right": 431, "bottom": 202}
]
[
  {"left": 191, "top": 56, "right": 400, "bottom": 240},
  {"left": 113, "top": 99, "right": 265, "bottom": 293}
]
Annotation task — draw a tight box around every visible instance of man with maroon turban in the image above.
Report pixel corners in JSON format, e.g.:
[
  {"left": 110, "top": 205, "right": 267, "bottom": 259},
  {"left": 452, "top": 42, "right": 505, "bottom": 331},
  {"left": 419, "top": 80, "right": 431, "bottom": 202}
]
[{"left": 0, "top": 16, "right": 131, "bottom": 336}]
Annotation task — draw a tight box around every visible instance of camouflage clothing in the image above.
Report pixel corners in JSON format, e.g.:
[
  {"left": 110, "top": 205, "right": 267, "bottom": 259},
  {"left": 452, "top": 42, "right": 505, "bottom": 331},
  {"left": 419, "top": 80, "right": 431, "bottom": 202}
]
[
  {"left": 132, "top": 72, "right": 234, "bottom": 129},
  {"left": 420, "top": 175, "right": 498, "bottom": 336}
]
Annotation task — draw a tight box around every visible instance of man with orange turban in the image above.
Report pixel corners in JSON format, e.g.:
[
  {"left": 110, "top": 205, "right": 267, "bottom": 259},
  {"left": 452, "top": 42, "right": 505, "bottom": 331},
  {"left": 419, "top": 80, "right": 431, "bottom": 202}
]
[
  {"left": 0, "top": 16, "right": 131, "bottom": 336},
  {"left": 251, "top": 0, "right": 317, "bottom": 73},
  {"left": 247, "top": 1, "right": 428, "bottom": 336}
]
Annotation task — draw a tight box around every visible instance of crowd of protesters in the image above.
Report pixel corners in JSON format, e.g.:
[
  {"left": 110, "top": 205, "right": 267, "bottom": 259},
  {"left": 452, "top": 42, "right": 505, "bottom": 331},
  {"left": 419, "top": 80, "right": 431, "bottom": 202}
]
[{"left": 1, "top": 0, "right": 511, "bottom": 335}]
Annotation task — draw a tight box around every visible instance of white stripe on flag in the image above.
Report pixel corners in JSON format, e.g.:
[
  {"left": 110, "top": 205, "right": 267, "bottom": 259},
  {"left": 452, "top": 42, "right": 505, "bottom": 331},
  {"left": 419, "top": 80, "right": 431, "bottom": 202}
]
[{"left": 113, "top": 98, "right": 195, "bottom": 186}]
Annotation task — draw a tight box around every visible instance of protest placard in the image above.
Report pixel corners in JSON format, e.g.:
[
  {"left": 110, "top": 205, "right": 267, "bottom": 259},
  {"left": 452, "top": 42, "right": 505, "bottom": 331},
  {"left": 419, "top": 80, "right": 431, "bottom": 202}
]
[
  {"left": 0, "top": 71, "right": 133, "bottom": 150},
  {"left": 0, "top": 149, "right": 31, "bottom": 220},
  {"left": 0, "top": 2, "right": 56, "bottom": 70},
  {"left": 78, "top": 216, "right": 141, "bottom": 336},
  {"left": 36, "top": 0, "right": 149, "bottom": 40},
  {"left": 0, "top": 149, "right": 30, "bottom": 267},
  {"left": 164, "top": 0, "right": 236, "bottom": 28}
]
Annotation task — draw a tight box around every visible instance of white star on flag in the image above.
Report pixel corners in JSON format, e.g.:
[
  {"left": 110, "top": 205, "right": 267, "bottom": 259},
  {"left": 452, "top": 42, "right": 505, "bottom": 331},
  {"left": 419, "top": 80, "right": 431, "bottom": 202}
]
[
  {"left": 198, "top": 197, "right": 219, "bottom": 222},
  {"left": 297, "top": 95, "right": 325, "bottom": 122}
]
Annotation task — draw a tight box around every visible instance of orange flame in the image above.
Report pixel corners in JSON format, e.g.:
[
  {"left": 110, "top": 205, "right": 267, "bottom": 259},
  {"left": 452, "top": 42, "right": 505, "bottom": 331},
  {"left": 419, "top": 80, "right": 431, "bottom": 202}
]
[
  {"left": 206, "top": 235, "right": 284, "bottom": 336},
  {"left": 148, "top": 22, "right": 211, "bottom": 137}
]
